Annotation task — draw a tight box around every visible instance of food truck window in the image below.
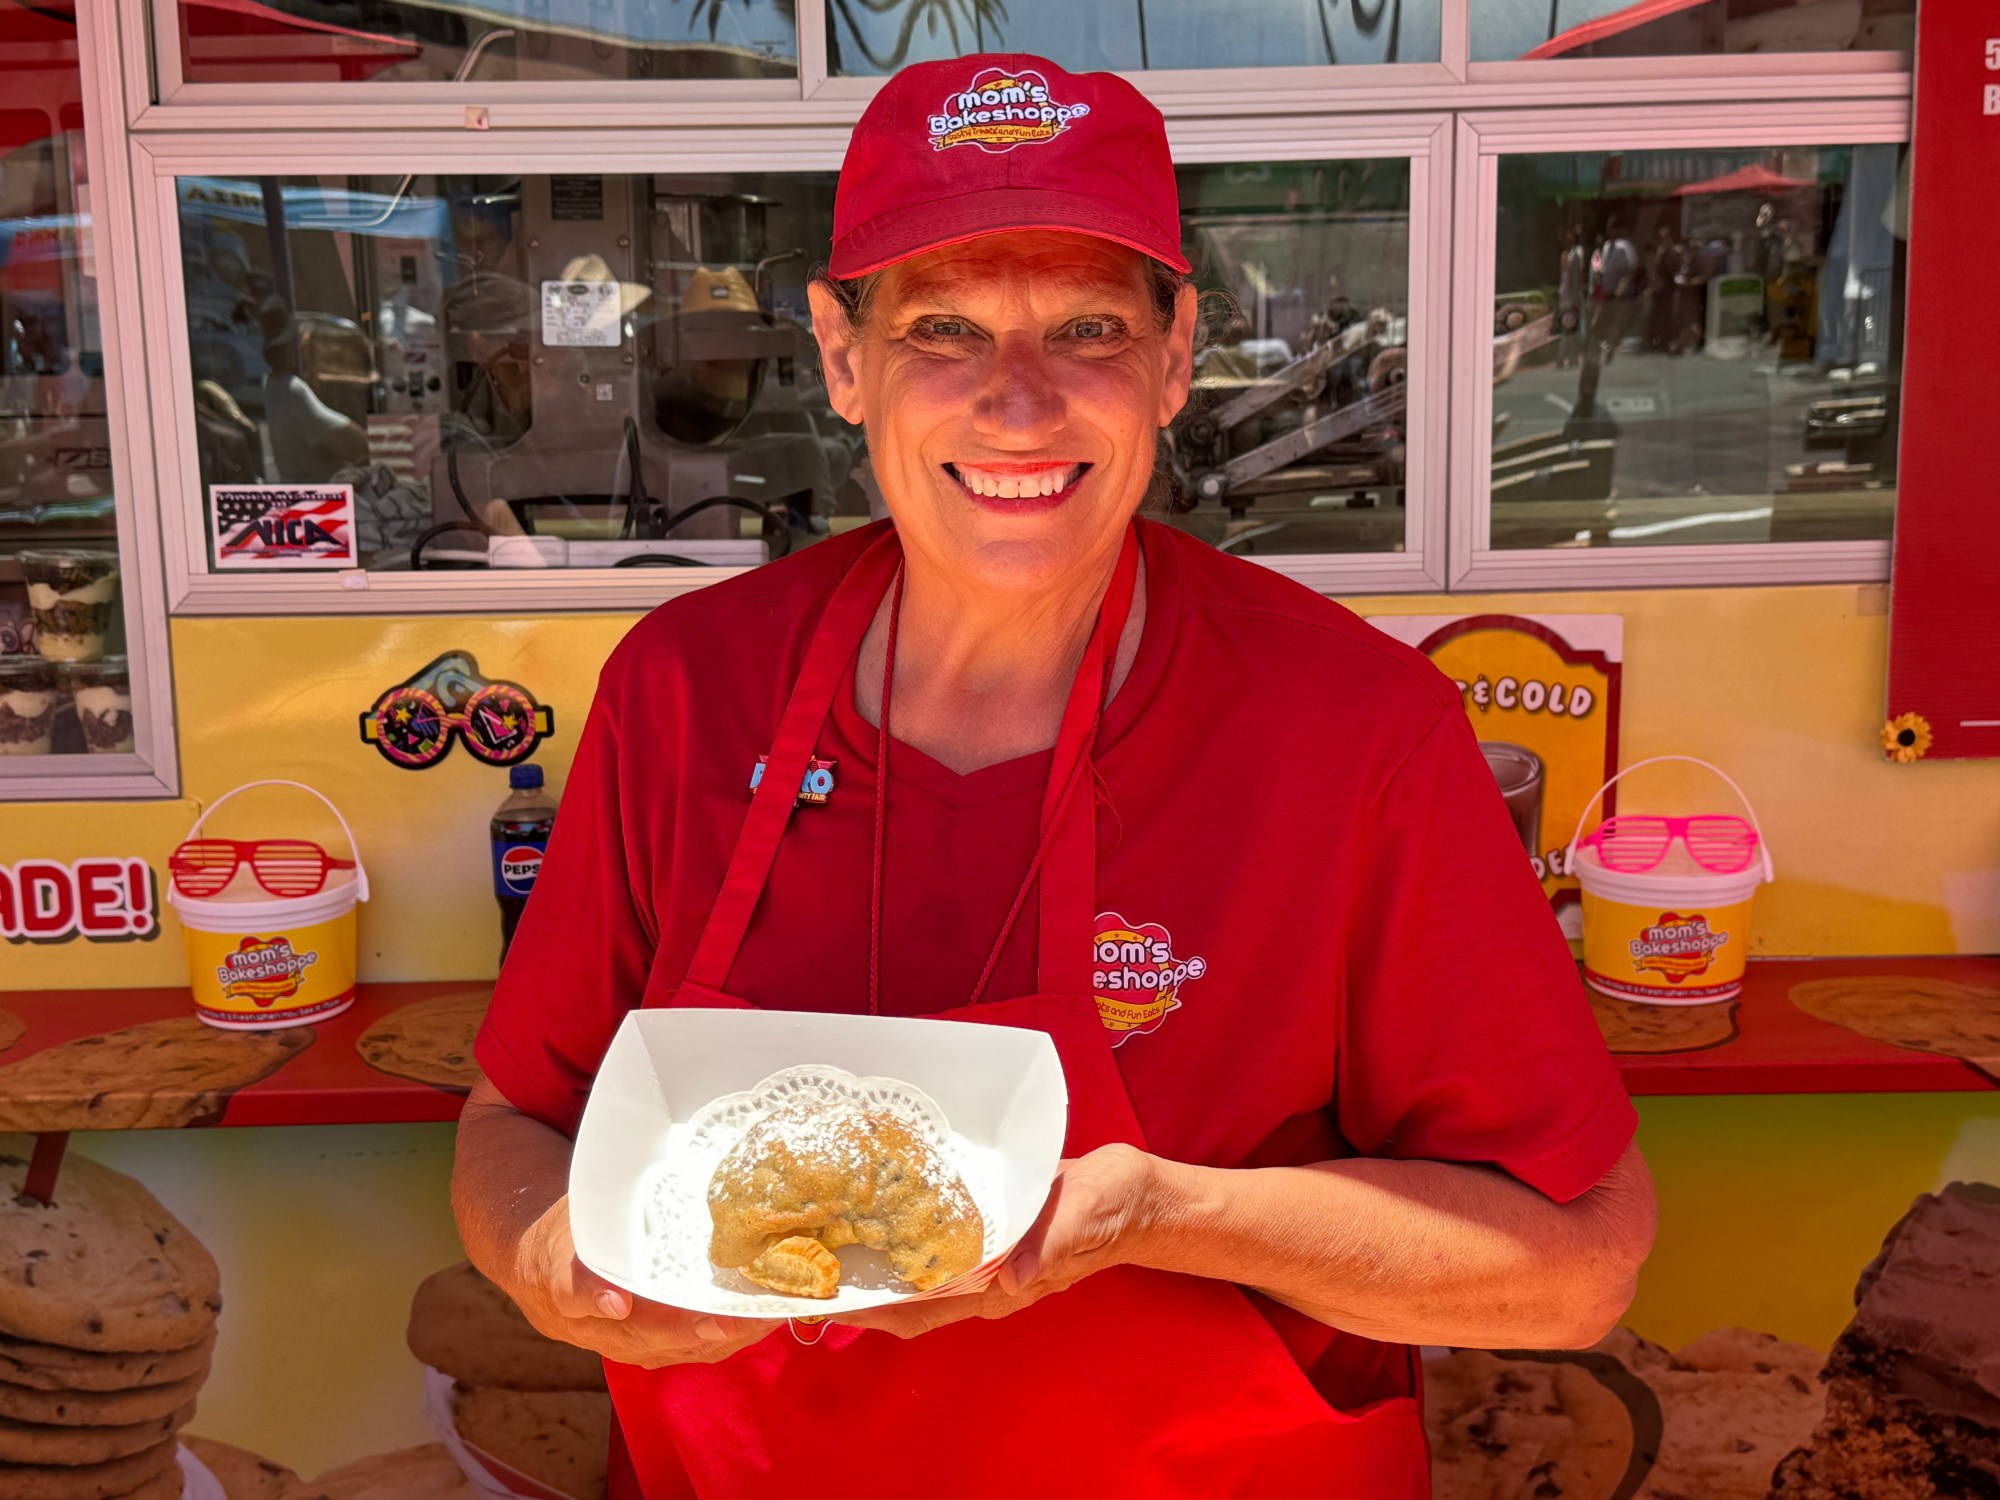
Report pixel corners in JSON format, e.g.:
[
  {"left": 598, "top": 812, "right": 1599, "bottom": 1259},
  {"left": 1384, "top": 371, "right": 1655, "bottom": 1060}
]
[
  {"left": 2, "top": 3, "right": 155, "bottom": 780},
  {"left": 170, "top": 159, "right": 1421, "bottom": 576},
  {"left": 823, "top": 0, "right": 1441, "bottom": 73},
  {"left": 1483, "top": 142, "right": 1904, "bottom": 554},
  {"left": 172, "top": 1, "right": 798, "bottom": 86},
  {"left": 1473, "top": 0, "right": 1914, "bottom": 62}
]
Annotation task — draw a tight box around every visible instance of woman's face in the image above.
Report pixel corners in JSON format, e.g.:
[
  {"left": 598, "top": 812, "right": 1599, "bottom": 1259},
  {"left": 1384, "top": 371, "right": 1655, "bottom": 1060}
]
[{"left": 811, "top": 232, "right": 1196, "bottom": 596}]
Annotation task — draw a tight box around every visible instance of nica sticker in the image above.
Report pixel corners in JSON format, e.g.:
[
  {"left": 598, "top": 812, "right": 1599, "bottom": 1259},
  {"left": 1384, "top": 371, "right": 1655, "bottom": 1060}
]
[
  {"left": 927, "top": 67, "right": 1089, "bottom": 154},
  {"left": 1091, "top": 912, "right": 1205, "bottom": 1046}
]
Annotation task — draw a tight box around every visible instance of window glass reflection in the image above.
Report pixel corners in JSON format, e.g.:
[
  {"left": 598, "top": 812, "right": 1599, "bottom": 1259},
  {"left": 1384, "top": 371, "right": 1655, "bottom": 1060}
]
[
  {"left": 827, "top": 0, "right": 1440, "bottom": 74},
  {"left": 1474, "top": 0, "right": 1913, "bottom": 62},
  {"left": 177, "top": 160, "right": 1416, "bottom": 572},
  {"left": 175, "top": 0, "right": 797, "bottom": 86},
  {"left": 3, "top": 1, "right": 133, "bottom": 759},
  {"left": 1490, "top": 145, "right": 1904, "bottom": 550}
]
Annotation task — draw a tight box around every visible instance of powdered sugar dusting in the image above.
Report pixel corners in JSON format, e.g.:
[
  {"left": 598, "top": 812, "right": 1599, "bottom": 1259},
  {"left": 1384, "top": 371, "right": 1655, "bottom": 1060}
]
[{"left": 642, "top": 1065, "right": 1003, "bottom": 1316}]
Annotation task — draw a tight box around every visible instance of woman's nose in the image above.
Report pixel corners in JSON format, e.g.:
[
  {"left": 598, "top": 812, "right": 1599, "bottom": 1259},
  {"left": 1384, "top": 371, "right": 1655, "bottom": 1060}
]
[{"left": 969, "top": 337, "right": 1064, "bottom": 443}]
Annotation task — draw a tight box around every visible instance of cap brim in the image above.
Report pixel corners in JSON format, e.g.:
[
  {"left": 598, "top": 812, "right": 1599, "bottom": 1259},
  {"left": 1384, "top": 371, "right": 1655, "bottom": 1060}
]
[{"left": 830, "top": 184, "right": 1191, "bottom": 279}]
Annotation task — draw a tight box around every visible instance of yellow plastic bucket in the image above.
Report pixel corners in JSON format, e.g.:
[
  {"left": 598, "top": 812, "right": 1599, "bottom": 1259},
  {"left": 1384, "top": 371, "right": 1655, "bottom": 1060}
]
[
  {"left": 168, "top": 780, "right": 370, "bottom": 1030},
  {"left": 1566, "top": 756, "right": 1773, "bottom": 1006}
]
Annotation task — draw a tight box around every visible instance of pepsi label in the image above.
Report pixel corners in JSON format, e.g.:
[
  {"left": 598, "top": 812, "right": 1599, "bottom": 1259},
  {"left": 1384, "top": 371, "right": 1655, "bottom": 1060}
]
[{"left": 493, "top": 841, "right": 548, "bottom": 898}]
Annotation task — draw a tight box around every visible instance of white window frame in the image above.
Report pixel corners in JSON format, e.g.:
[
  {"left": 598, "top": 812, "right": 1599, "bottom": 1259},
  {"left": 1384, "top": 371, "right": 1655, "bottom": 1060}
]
[
  {"left": 1447, "top": 99, "right": 1910, "bottom": 591},
  {"left": 130, "top": 112, "right": 1454, "bottom": 613},
  {"left": 2, "top": 0, "right": 181, "bottom": 800}
]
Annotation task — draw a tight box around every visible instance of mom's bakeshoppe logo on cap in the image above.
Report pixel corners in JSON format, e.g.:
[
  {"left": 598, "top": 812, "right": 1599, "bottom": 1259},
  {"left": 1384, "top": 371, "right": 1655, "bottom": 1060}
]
[
  {"left": 1630, "top": 910, "right": 1728, "bottom": 984},
  {"left": 218, "top": 934, "right": 318, "bottom": 1006},
  {"left": 1092, "top": 912, "right": 1205, "bottom": 1045},
  {"left": 928, "top": 67, "right": 1089, "bottom": 154}
]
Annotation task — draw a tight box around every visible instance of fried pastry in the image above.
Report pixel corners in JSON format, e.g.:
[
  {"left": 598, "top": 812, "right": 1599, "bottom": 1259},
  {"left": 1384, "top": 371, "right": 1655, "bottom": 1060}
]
[{"left": 707, "top": 1100, "right": 984, "bottom": 1298}]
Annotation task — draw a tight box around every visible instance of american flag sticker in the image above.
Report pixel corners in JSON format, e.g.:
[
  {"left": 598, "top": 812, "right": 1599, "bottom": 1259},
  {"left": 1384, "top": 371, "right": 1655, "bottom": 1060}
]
[{"left": 210, "top": 484, "right": 358, "bottom": 570}]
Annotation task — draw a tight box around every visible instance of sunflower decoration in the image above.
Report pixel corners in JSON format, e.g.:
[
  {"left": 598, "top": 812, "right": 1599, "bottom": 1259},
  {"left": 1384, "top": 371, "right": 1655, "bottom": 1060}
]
[{"left": 1882, "top": 712, "right": 1932, "bottom": 764}]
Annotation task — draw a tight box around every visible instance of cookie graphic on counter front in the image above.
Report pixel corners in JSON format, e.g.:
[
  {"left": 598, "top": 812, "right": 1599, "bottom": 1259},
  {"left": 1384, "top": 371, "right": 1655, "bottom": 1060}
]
[
  {"left": 1589, "top": 992, "right": 1739, "bottom": 1054},
  {"left": 0, "top": 1329, "right": 214, "bottom": 1393},
  {"left": 1790, "top": 975, "right": 2000, "bottom": 1082},
  {"left": 0, "top": 1017, "right": 313, "bottom": 1130},
  {"left": 289, "top": 1442, "right": 476, "bottom": 1500},
  {"left": 0, "top": 1397, "right": 194, "bottom": 1464},
  {"left": 184, "top": 1434, "right": 300, "bottom": 1500},
  {"left": 0, "top": 1152, "right": 220, "bottom": 1354},
  {"left": 1425, "top": 1348, "right": 1647, "bottom": 1500},
  {"left": 407, "top": 1261, "right": 606, "bottom": 1392},
  {"left": 357, "top": 990, "right": 490, "bottom": 1093},
  {"left": 1, "top": 1435, "right": 182, "bottom": 1500},
  {"left": 453, "top": 1383, "right": 612, "bottom": 1500},
  {"left": 0, "top": 1366, "right": 205, "bottom": 1427},
  {"left": 1602, "top": 1326, "right": 1826, "bottom": 1499}
]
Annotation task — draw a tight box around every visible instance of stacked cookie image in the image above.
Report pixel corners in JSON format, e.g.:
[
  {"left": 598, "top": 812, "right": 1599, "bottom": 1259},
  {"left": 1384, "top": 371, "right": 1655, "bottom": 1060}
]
[
  {"left": 0, "top": 1151, "right": 220, "bottom": 1500},
  {"left": 409, "top": 1262, "right": 610, "bottom": 1500}
]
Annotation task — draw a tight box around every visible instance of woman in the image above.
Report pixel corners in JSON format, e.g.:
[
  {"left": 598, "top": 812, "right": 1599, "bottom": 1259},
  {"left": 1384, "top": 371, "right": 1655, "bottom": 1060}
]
[{"left": 458, "top": 53, "right": 1655, "bottom": 1500}]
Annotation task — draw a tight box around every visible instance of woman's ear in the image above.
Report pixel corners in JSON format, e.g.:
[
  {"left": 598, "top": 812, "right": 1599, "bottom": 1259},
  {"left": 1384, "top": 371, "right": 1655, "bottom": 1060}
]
[
  {"left": 807, "top": 280, "right": 867, "bottom": 425},
  {"left": 1158, "top": 281, "right": 1199, "bottom": 427}
]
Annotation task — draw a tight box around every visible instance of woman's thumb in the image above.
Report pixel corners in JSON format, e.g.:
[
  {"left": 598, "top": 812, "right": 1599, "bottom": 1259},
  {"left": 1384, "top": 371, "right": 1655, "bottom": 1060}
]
[{"left": 565, "top": 1258, "right": 632, "bottom": 1320}]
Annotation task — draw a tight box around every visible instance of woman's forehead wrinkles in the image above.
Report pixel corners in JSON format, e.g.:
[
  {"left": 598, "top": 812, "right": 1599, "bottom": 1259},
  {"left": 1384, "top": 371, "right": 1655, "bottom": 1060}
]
[{"left": 884, "top": 240, "right": 1148, "bottom": 314}]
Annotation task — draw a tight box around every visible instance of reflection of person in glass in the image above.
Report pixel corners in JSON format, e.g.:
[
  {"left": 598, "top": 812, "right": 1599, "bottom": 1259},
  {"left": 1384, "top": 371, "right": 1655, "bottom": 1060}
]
[
  {"left": 456, "top": 51, "right": 1654, "bottom": 1500},
  {"left": 256, "top": 298, "right": 368, "bottom": 482},
  {"left": 1556, "top": 226, "right": 1588, "bottom": 368},
  {"left": 1590, "top": 217, "right": 1640, "bottom": 364}
]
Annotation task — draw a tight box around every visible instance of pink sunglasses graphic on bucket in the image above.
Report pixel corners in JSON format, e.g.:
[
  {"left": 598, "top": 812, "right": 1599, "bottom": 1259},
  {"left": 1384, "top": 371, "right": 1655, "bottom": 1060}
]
[{"left": 1575, "top": 815, "right": 1761, "bottom": 875}]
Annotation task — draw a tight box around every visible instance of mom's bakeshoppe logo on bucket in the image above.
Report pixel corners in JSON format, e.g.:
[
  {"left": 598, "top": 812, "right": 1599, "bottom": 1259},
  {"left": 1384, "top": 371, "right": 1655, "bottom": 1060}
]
[
  {"left": 928, "top": 68, "right": 1089, "bottom": 154},
  {"left": 1092, "top": 912, "right": 1205, "bottom": 1046},
  {"left": 217, "top": 934, "right": 317, "bottom": 1006},
  {"left": 1630, "top": 911, "right": 1728, "bottom": 984}
]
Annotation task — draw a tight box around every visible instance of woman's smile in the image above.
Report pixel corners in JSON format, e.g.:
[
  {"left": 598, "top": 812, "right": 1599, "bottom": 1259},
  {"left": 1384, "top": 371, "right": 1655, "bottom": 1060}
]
[{"left": 945, "top": 461, "right": 1092, "bottom": 512}]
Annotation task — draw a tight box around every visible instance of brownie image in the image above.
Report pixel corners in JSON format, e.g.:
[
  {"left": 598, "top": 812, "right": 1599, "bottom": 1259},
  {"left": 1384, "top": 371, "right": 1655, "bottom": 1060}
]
[
  {"left": 1770, "top": 1182, "right": 2000, "bottom": 1497},
  {"left": 65, "top": 657, "right": 134, "bottom": 753},
  {"left": 0, "top": 656, "right": 57, "bottom": 755}
]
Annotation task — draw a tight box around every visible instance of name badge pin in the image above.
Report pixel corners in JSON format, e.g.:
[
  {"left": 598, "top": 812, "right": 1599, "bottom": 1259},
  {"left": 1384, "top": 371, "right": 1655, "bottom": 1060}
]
[{"left": 750, "top": 755, "right": 837, "bottom": 806}]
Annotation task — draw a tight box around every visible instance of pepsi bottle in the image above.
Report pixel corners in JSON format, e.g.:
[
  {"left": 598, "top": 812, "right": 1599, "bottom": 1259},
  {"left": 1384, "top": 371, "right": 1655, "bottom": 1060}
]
[{"left": 492, "top": 763, "right": 557, "bottom": 961}]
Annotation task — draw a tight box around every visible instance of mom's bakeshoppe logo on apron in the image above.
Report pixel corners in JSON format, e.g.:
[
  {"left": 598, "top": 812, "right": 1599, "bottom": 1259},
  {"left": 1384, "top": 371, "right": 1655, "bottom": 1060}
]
[
  {"left": 1092, "top": 912, "right": 1205, "bottom": 1045},
  {"left": 1629, "top": 910, "right": 1728, "bottom": 984},
  {"left": 928, "top": 68, "right": 1089, "bottom": 154},
  {"left": 218, "top": 934, "right": 318, "bottom": 1006}
]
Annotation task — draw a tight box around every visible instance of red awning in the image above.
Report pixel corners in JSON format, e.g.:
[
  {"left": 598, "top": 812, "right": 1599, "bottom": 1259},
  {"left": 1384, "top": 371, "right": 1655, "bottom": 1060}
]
[
  {"left": 1673, "top": 164, "right": 1814, "bottom": 196},
  {"left": 1524, "top": 0, "right": 1712, "bottom": 60}
]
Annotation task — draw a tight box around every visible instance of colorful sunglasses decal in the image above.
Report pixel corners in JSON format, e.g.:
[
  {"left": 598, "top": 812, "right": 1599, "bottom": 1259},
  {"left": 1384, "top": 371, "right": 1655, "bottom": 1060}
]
[{"left": 359, "top": 651, "right": 554, "bottom": 769}]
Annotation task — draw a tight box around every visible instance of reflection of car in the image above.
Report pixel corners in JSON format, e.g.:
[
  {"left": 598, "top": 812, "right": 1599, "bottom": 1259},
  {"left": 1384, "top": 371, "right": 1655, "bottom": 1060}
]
[
  {"left": 1495, "top": 290, "right": 1551, "bottom": 334},
  {"left": 1805, "top": 390, "right": 1888, "bottom": 450}
]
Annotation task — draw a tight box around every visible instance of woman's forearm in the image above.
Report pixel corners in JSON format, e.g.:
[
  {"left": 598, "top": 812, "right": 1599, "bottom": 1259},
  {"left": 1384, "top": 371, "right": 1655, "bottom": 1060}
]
[
  {"left": 1130, "top": 1139, "right": 1655, "bottom": 1350},
  {"left": 451, "top": 1077, "right": 575, "bottom": 1297}
]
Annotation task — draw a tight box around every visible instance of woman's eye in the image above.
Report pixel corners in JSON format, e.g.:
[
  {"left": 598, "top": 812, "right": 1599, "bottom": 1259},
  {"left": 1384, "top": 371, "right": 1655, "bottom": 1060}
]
[
  {"left": 1065, "top": 317, "right": 1123, "bottom": 343},
  {"left": 914, "top": 317, "right": 968, "bottom": 339}
]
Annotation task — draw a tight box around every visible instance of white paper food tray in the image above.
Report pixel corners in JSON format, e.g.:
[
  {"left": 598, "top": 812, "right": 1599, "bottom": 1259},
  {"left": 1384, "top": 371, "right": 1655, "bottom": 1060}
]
[{"left": 569, "top": 1008, "right": 1068, "bottom": 1317}]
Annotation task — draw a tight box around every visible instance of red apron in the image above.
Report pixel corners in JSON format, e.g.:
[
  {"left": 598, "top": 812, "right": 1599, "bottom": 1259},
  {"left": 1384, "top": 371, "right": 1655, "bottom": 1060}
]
[{"left": 605, "top": 525, "right": 1431, "bottom": 1499}]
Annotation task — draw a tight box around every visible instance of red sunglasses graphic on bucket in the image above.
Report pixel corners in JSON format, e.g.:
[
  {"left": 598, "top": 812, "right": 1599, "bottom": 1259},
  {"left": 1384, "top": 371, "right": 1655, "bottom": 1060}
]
[
  {"left": 1575, "top": 815, "right": 1761, "bottom": 875},
  {"left": 169, "top": 838, "right": 356, "bottom": 898}
]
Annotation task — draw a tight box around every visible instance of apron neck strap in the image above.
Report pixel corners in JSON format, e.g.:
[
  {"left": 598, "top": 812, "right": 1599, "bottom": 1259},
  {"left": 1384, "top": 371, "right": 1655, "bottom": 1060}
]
[{"left": 683, "top": 526, "right": 903, "bottom": 993}]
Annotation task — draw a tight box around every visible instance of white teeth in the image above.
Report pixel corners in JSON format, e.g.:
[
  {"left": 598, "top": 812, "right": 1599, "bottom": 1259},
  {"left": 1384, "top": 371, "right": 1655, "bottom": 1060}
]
[{"left": 952, "top": 464, "right": 1080, "bottom": 498}]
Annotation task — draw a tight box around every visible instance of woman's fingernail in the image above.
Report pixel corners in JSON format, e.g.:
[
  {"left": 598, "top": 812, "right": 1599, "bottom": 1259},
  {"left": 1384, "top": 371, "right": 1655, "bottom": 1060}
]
[
  {"left": 694, "top": 1317, "right": 728, "bottom": 1341},
  {"left": 1005, "top": 1250, "right": 1038, "bottom": 1293},
  {"left": 595, "top": 1290, "right": 623, "bottom": 1318}
]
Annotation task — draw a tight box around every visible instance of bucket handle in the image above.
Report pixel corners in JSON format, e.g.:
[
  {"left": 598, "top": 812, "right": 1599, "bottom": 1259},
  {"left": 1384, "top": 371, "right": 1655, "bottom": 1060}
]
[
  {"left": 183, "top": 779, "right": 370, "bottom": 902},
  {"left": 1565, "top": 755, "right": 1773, "bottom": 884}
]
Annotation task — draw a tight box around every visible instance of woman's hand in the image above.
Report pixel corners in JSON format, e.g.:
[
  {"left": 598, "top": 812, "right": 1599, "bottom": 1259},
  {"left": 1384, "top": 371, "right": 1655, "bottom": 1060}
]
[
  {"left": 836, "top": 1143, "right": 1164, "bottom": 1339},
  {"left": 508, "top": 1194, "right": 781, "bottom": 1369}
]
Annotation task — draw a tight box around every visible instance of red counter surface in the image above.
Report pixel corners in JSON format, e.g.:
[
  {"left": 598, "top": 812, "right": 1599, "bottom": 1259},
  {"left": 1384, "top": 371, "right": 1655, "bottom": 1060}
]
[{"left": 0, "top": 959, "right": 1994, "bottom": 1132}]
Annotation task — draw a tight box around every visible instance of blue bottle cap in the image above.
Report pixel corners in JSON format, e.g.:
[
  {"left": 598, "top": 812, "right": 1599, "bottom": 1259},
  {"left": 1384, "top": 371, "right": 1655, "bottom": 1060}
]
[{"left": 510, "top": 763, "right": 544, "bottom": 789}]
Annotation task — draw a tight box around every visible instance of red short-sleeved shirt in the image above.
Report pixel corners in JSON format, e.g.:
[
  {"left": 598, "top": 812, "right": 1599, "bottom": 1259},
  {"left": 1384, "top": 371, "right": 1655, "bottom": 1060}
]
[{"left": 478, "top": 519, "right": 1635, "bottom": 1396}]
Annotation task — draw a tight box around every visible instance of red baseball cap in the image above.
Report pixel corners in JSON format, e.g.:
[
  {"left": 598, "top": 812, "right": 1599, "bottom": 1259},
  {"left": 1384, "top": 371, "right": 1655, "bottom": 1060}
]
[{"left": 829, "top": 53, "right": 1190, "bottom": 279}]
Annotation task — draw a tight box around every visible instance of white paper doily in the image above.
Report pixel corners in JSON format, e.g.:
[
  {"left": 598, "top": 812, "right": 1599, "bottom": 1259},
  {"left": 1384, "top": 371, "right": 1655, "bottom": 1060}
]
[{"left": 642, "top": 1065, "right": 1004, "bottom": 1317}]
